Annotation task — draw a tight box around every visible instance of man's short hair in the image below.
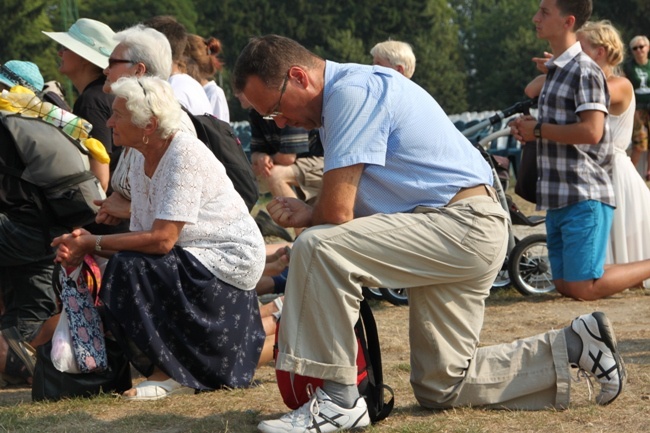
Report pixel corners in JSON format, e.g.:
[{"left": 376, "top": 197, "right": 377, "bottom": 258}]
[
  {"left": 143, "top": 15, "right": 187, "bottom": 63},
  {"left": 370, "top": 40, "right": 416, "bottom": 78},
  {"left": 233, "top": 34, "right": 320, "bottom": 93},
  {"left": 556, "top": 0, "right": 592, "bottom": 31}
]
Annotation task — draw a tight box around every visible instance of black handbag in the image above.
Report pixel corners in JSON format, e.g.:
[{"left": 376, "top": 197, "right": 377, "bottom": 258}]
[
  {"left": 514, "top": 141, "right": 538, "bottom": 204},
  {"left": 32, "top": 336, "right": 132, "bottom": 401}
]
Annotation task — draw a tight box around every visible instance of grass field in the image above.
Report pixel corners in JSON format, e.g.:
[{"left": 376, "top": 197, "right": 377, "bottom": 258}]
[
  {"left": 1, "top": 192, "right": 648, "bottom": 432},
  {"left": 0, "top": 286, "right": 648, "bottom": 433}
]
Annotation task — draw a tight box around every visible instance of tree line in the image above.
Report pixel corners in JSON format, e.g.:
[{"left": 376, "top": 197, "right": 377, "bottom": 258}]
[{"left": 3, "top": 0, "right": 648, "bottom": 120}]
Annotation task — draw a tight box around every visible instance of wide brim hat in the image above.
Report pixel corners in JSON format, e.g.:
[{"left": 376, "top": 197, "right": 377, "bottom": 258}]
[
  {"left": 42, "top": 18, "right": 117, "bottom": 69},
  {"left": 0, "top": 60, "right": 44, "bottom": 92}
]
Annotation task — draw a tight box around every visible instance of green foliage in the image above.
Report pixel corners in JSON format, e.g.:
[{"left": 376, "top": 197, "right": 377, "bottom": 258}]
[
  {"left": 4, "top": 0, "right": 650, "bottom": 117},
  {"left": 460, "top": 0, "right": 547, "bottom": 110},
  {"left": 1, "top": 0, "right": 62, "bottom": 85},
  {"left": 77, "top": 0, "right": 198, "bottom": 33}
]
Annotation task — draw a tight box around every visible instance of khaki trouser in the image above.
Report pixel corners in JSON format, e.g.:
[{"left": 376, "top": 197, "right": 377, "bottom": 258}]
[{"left": 276, "top": 193, "right": 572, "bottom": 410}]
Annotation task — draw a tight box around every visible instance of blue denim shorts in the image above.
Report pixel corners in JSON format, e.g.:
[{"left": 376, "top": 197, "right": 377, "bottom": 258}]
[{"left": 545, "top": 200, "right": 614, "bottom": 282}]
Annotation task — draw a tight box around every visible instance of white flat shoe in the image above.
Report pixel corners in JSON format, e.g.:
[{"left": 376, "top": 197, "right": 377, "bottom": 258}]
[{"left": 122, "top": 378, "right": 194, "bottom": 401}]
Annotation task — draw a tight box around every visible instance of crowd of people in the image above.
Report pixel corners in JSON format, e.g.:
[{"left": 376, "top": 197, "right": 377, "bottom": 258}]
[{"left": 0, "top": 0, "right": 647, "bottom": 431}]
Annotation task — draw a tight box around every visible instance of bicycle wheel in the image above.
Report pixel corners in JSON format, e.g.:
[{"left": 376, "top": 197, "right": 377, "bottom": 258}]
[
  {"left": 379, "top": 288, "right": 408, "bottom": 306},
  {"left": 508, "top": 234, "right": 555, "bottom": 296},
  {"left": 362, "top": 287, "right": 384, "bottom": 301}
]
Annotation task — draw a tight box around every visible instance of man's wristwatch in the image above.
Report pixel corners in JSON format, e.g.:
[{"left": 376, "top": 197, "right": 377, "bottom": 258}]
[{"left": 534, "top": 122, "right": 542, "bottom": 139}]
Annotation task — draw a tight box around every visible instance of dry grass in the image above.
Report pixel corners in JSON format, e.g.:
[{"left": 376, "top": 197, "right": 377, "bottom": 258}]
[
  {"left": 2, "top": 192, "right": 649, "bottom": 432},
  {"left": 0, "top": 288, "right": 649, "bottom": 433}
]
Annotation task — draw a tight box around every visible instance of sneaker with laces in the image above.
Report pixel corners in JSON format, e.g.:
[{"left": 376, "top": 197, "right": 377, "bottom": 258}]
[
  {"left": 571, "top": 312, "right": 626, "bottom": 405},
  {"left": 257, "top": 387, "right": 370, "bottom": 433}
]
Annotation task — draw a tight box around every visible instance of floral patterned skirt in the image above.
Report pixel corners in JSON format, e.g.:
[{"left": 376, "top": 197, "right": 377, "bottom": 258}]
[{"left": 99, "top": 246, "right": 265, "bottom": 390}]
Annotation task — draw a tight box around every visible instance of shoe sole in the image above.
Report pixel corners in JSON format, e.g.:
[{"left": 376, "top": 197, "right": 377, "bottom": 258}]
[
  {"left": 1, "top": 328, "right": 36, "bottom": 377},
  {"left": 590, "top": 312, "right": 626, "bottom": 405}
]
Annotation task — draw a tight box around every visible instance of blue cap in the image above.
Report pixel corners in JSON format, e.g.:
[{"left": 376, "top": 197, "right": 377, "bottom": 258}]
[{"left": 0, "top": 60, "right": 45, "bottom": 92}]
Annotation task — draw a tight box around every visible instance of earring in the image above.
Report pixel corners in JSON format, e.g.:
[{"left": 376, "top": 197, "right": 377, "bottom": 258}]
[{"left": 142, "top": 135, "right": 149, "bottom": 145}]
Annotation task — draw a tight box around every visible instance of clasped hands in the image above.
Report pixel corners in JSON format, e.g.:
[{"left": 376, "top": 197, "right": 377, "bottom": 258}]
[
  {"left": 51, "top": 228, "right": 92, "bottom": 267},
  {"left": 94, "top": 191, "right": 131, "bottom": 225},
  {"left": 510, "top": 115, "right": 537, "bottom": 144}
]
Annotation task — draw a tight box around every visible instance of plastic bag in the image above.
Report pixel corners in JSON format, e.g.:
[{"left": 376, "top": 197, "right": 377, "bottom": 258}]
[{"left": 50, "top": 308, "right": 81, "bottom": 374}]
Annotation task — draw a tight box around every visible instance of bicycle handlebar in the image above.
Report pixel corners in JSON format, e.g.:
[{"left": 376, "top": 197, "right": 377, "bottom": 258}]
[{"left": 460, "top": 98, "right": 538, "bottom": 139}]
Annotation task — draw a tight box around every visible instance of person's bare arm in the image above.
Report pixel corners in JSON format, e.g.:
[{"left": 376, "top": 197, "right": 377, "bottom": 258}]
[
  {"left": 51, "top": 219, "right": 185, "bottom": 266},
  {"left": 266, "top": 164, "right": 363, "bottom": 228},
  {"left": 525, "top": 75, "right": 546, "bottom": 99},
  {"left": 89, "top": 159, "right": 109, "bottom": 192},
  {"left": 311, "top": 164, "right": 363, "bottom": 225},
  {"left": 607, "top": 76, "right": 634, "bottom": 116}
]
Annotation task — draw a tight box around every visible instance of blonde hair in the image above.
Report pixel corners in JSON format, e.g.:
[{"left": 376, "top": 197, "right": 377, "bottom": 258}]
[{"left": 577, "top": 20, "right": 625, "bottom": 68}]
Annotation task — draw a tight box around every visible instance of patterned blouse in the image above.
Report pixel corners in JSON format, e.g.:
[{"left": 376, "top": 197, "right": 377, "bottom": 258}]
[{"left": 129, "top": 131, "right": 265, "bottom": 290}]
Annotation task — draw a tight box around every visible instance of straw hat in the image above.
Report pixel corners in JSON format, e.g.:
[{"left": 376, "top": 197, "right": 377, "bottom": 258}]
[
  {"left": 43, "top": 18, "right": 117, "bottom": 69},
  {"left": 0, "top": 60, "right": 45, "bottom": 92}
]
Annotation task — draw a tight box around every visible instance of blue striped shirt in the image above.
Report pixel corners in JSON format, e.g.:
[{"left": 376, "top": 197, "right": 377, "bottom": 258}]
[{"left": 320, "top": 61, "right": 492, "bottom": 217}]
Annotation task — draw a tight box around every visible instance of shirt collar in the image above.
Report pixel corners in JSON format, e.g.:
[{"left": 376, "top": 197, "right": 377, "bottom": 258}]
[{"left": 546, "top": 42, "right": 582, "bottom": 69}]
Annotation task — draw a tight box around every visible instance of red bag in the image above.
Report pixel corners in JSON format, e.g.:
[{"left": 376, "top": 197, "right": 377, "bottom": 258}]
[{"left": 273, "top": 300, "right": 393, "bottom": 423}]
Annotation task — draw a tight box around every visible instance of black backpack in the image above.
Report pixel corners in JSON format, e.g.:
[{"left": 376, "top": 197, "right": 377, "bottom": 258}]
[
  {"left": 274, "top": 299, "right": 395, "bottom": 424},
  {"left": 185, "top": 110, "right": 259, "bottom": 211},
  {"left": 0, "top": 111, "right": 105, "bottom": 229}
]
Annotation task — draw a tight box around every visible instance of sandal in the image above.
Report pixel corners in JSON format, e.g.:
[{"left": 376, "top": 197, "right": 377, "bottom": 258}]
[
  {"left": 1, "top": 327, "right": 36, "bottom": 381},
  {"left": 122, "top": 378, "right": 194, "bottom": 401}
]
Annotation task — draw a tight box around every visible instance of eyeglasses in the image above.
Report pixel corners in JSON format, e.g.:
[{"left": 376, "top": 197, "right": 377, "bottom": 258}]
[
  {"left": 262, "top": 73, "right": 289, "bottom": 120},
  {"left": 632, "top": 45, "right": 647, "bottom": 51},
  {"left": 107, "top": 58, "right": 134, "bottom": 68}
]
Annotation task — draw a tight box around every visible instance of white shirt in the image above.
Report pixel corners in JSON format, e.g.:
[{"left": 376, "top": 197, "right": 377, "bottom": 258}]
[
  {"left": 168, "top": 73, "right": 212, "bottom": 115},
  {"left": 204, "top": 80, "right": 230, "bottom": 122},
  {"left": 129, "top": 131, "right": 265, "bottom": 290}
]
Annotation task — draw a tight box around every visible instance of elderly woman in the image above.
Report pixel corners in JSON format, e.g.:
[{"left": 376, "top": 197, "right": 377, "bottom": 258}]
[{"left": 51, "top": 76, "right": 266, "bottom": 400}]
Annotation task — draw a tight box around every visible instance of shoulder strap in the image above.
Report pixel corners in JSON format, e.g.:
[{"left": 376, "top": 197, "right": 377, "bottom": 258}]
[{"left": 358, "top": 299, "right": 394, "bottom": 422}]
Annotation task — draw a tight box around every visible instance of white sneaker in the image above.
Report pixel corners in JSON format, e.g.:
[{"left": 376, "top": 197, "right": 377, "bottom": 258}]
[
  {"left": 258, "top": 387, "right": 370, "bottom": 433},
  {"left": 571, "top": 312, "right": 626, "bottom": 405}
]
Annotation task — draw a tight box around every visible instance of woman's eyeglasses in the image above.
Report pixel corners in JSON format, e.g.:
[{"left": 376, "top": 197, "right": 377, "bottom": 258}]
[
  {"left": 107, "top": 58, "right": 134, "bottom": 68},
  {"left": 632, "top": 45, "right": 647, "bottom": 51}
]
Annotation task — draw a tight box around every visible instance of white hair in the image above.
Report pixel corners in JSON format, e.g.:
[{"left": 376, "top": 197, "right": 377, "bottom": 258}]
[
  {"left": 629, "top": 35, "right": 649, "bottom": 49},
  {"left": 111, "top": 76, "right": 181, "bottom": 138},
  {"left": 114, "top": 24, "right": 173, "bottom": 80},
  {"left": 370, "top": 40, "right": 416, "bottom": 78}
]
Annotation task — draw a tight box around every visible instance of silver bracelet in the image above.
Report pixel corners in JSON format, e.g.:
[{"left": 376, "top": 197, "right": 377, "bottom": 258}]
[{"left": 95, "top": 235, "right": 103, "bottom": 252}]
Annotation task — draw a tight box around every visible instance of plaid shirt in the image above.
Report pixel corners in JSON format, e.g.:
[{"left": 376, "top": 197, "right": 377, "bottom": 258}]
[{"left": 536, "top": 42, "right": 615, "bottom": 210}]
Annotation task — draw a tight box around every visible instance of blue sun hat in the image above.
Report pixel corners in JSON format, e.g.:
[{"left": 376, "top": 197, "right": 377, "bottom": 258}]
[
  {"left": 0, "top": 60, "right": 45, "bottom": 92},
  {"left": 42, "top": 18, "right": 116, "bottom": 69}
]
